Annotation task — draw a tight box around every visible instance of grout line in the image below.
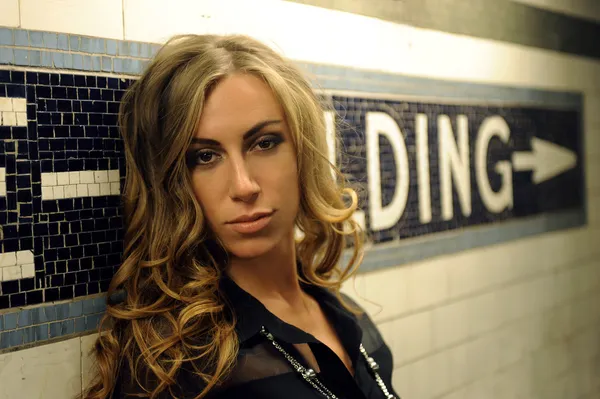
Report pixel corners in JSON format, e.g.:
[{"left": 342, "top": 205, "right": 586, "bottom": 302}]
[
  {"left": 17, "top": 0, "right": 22, "bottom": 29},
  {"left": 121, "top": 0, "right": 126, "bottom": 41}
]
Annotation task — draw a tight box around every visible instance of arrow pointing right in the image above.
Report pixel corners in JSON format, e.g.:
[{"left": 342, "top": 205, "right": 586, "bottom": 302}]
[{"left": 512, "top": 137, "right": 577, "bottom": 184}]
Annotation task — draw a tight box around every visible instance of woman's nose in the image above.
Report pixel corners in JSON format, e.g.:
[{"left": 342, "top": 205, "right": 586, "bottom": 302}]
[{"left": 229, "top": 157, "right": 261, "bottom": 202}]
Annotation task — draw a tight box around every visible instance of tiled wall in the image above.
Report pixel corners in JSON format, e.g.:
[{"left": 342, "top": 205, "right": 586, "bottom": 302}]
[
  {"left": 0, "top": 1, "right": 599, "bottom": 399},
  {"left": 0, "top": 69, "right": 131, "bottom": 306}
]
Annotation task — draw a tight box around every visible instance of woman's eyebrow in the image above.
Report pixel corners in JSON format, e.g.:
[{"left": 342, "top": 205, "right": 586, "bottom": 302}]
[{"left": 191, "top": 119, "right": 282, "bottom": 146}]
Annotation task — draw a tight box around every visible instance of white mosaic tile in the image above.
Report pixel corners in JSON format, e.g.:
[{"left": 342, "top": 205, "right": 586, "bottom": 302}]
[
  {"left": 16, "top": 112, "right": 27, "bottom": 126},
  {"left": 0, "top": 97, "right": 12, "bottom": 112},
  {"left": 108, "top": 169, "right": 120, "bottom": 182},
  {"left": 57, "top": 172, "right": 70, "bottom": 186},
  {"left": 94, "top": 170, "right": 108, "bottom": 183},
  {"left": 22, "top": 263, "right": 35, "bottom": 279},
  {"left": 0, "top": 252, "right": 17, "bottom": 267},
  {"left": 69, "top": 171, "right": 80, "bottom": 185},
  {"left": 80, "top": 171, "right": 95, "bottom": 184},
  {"left": 2, "top": 111, "right": 17, "bottom": 125},
  {"left": 53, "top": 185, "right": 65, "bottom": 199},
  {"left": 16, "top": 250, "right": 34, "bottom": 265},
  {"left": 11, "top": 98, "right": 26, "bottom": 112},
  {"left": 2, "top": 265, "right": 22, "bottom": 281},
  {"left": 41, "top": 173, "right": 57, "bottom": 187}
]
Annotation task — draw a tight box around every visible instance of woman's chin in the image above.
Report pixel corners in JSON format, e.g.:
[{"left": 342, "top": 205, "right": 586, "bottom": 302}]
[{"left": 226, "top": 238, "right": 278, "bottom": 260}]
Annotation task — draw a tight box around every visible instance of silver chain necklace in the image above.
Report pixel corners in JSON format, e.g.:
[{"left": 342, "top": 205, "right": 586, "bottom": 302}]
[{"left": 260, "top": 326, "right": 396, "bottom": 399}]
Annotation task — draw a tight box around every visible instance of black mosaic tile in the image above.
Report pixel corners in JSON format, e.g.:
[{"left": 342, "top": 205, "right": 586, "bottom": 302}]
[
  {"left": 20, "top": 278, "right": 34, "bottom": 292},
  {"left": 74, "top": 283, "right": 86, "bottom": 297},
  {"left": 0, "top": 70, "right": 10, "bottom": 83},
  {"left": 12, "top": 71, "right": 25, "bottom": 84},
  {"left": 1, "top": 280, "right": 19, "bottom": 295},
  {"left": 10, "top": 293, "right": 25, "bottom": 307},
  {"left": 87, "top": 282, "right": 99, "bottom": 295},
  {"left": 0, "top": 295, "right": 8, "bottom": 309},
  {"left": 26, "top": 290, "right": 43, "bottom": 305},
  {"left": 45, "top": 288, "right": 59, "bottom": 301}
]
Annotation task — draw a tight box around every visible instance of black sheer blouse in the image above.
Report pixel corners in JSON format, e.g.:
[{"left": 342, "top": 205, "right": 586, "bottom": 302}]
[{"left": 113, "top": 275, "right": 400, "bottom": 399}]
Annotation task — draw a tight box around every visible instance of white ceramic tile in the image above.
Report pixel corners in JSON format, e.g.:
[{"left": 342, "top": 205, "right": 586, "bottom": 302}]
[
  {"left": 440, "top": 388, "right": 468, "bottom": 399},
  {"left": 432, "top": 299, "right": 469, "bottom": 349},
  {"left": 77, "top": 184, "right": 88, "bottom": 197},
  {"left": 57, "top": 172, "right": 70, "bottom": 186},
  {"left": 110, "top": 182, "right": 120, "bottom": 195},
  {"left": 0, "top": 97, "right": 13, "bottom": 112},
  {"left": 428, "top": 351, "right": 450, "bottom": 398},
  {"left": 532, "top": 343, "right": 571, "bottom": 388},
  {"left": 361, "top": 266, "right": 409, "bottom": 321},
  {"left": 465, "top": 333, "right": 499, "bottom": 380},
  {"left": 41, "top": 173, "right": 57, "bottom": 187},
  {"left": 406, "top": 259, "right": 448, "bottom": 310},
  {"left": 88, "top": 183, "right": 100, "bottom": 197},
  {"left": 3, "top": 265, "right": 22, "bottom": 281},
  {"left": 0, "top": 251, "right": 17, "bottom": 267},
  {"left": 94, "top": 170, "right": 109, "bottom": 183},
  {"left": 2, "top": 111, "right": 16, "bottom": 126},
  {"left": 0, "top": 337, "right": 81, "bottom": 399},
  {"left": 512, "top": 0, "right": 600, "bottom": 23},
  {"left": 393, "top": 311, "right": 432, "bottom": 365},
  {"left": 447, "top": 343, "right": 468, "bottom": 390},
  {"left": 0, "top": 268, "right": 3, "bottom": 282},
  {"left": 108, "top": 169, "right": 120, "bottom": 182},
  {"left": 464, "top": 375, "right": 494, "bottom": 399},
  {"left": 495, "top": 322, "right": 526, "bottom": 369},
  {"left": 69, "top": 171, "right": 80, "bottom": 185},
  {"left": 468, "top": 291, "right": 499, "bottom": 336},
  {"left": 0, "top": 0, "right": 19, "bottom": 27},
  {"left": 12, "top": 98, "right": 26, "bottom": 112},
  {"left": 64, "top": 184, "right": 77, "bottom": 198},
  {"left": 405, "top": 356, "right": 434, "bottom": 399},
  {"left": 21, "top": 263, "right": 35, "bottom": 279},
  {"left": 0, "top": 184, "right": 5, "bottom": 197},
  {"left": 80, "top": 171, "right": 95, "bottom": 184},
  {"left": 41, "top": 186, "right": 54, "bottom": 200},
  {"left": 392, "top": 364, "right": 411, "bottom": 399},
  {"left": 376, "top": 320, "right": 395, "bottom": 356},
  {"left": 53, "top": 185, "right": 65, "bottom": 199},
  {"left": 16, "top": 250, "right": 34, "bottom": 265},
  {"left": 15, "top": 112, "right": 27, "bottom": 126},
  {"left": 124, "top": 0, "right": 600, "bottom": 92},
  {"left": 0, "top": 167, "right": 5, "bottom": 182},
  {"left": 20, "top": 0, "right": 124, "bottom": 39},
  {"left": 81, "top": 334, "right": 99, "bottom": 391},
  {"left": 99, "top": 183, "right": 111, "bottom": 196},
  {"left": 570, "top": 294, "right": 596, "bottom": 333}
]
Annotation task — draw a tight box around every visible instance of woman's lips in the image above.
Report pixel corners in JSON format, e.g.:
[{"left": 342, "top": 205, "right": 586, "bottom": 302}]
[{"left": 227, "top": 213, "right": 273, "bottom": 234}]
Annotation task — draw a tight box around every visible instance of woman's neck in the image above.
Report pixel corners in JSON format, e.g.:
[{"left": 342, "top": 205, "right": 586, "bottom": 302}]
[{"left": 225, "top": 238, "right": 309, "bottom": 311}]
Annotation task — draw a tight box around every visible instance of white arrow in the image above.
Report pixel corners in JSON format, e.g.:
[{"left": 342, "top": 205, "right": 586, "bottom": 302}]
[{"left": 512, "top": 137, "right": 577, "bottom": 184}]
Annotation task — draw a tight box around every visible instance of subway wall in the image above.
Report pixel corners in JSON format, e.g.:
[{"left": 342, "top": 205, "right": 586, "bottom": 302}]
[{"left": 0, "top": 0, "right": 599, "bottom": 398}]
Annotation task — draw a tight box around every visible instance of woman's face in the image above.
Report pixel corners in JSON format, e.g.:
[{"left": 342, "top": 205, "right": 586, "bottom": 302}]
[{"left": 189, "top": 73, "right": 300, "bottom": 259}]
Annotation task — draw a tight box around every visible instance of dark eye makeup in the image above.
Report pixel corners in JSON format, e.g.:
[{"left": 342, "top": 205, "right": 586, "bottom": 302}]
[{"left": 186, "top": 133, "right": 284, "bottom": 169}]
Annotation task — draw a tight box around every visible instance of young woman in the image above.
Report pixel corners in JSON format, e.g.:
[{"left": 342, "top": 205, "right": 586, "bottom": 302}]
[{"left": 83, "top": 34, "right": 399, "bottom": 399}]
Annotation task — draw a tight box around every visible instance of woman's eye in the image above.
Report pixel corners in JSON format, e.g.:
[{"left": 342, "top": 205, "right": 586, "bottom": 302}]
[
  {"left": 253, "top": 135, "right": 282, "bottom": 151},
  {"left": 196, "top": 150, "right": 218, "bottom": 165}
]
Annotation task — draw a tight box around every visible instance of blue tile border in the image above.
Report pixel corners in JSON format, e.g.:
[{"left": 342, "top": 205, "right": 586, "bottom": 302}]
[
  {"left": 0, "top": 294, "right": 106, "bottom": 352},
  {"left": 0, "top": 27, "right": 161, "bottom": 75}
]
